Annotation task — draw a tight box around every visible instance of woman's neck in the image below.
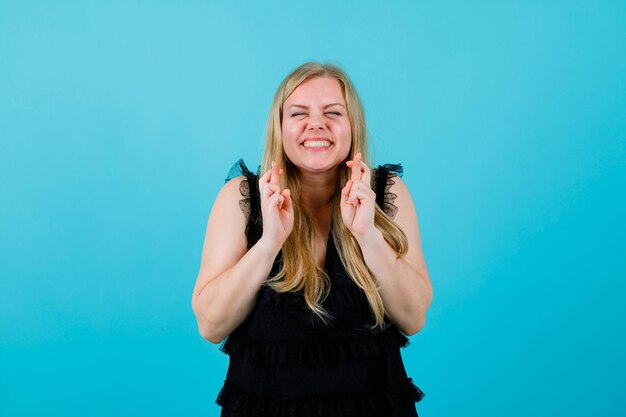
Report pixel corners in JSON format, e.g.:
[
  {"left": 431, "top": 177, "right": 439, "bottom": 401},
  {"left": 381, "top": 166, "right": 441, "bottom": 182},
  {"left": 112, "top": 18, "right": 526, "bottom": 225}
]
[{"left": 296, "top": 169, "right": 338, "bottom": 213}]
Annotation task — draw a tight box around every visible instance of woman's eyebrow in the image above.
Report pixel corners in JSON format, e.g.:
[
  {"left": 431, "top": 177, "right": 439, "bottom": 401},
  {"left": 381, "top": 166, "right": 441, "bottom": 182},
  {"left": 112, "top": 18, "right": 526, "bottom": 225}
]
[{"left": 286, "top": 103, "right": 346, "bottom": 110}]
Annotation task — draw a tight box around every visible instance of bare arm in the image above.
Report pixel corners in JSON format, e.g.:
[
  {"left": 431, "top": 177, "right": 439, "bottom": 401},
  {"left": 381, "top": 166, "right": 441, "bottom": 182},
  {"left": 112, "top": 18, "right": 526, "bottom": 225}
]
[
  {"left": 356, "top": 176, "right": 433, "bottom": 335},
  {"left": 191, "top": 176, "right": 281, "bottom": 344},
  {"left": 342, "top": 154, "right": 433, "bottom": 336},
  {"left": 191, "top": 163, "right": 293, "bottom": 344}
]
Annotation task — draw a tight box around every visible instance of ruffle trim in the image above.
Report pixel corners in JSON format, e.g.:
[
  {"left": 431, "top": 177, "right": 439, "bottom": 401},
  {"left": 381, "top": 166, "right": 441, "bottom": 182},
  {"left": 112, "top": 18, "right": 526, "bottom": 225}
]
[
  {"left": 225, "top": 159, "right": 263, "bottom": 248},
  {"left": 219, "top": 325, "right": 411, "bottom": 365},
  {"left": 225, "top": 158, "right": 260, "bottom": 183},
  {"left": 374, "top": 163, "right": 403, "bottom": 219},
  {"left": 216, "top": 377, "right": 425, "bottom": 417}
]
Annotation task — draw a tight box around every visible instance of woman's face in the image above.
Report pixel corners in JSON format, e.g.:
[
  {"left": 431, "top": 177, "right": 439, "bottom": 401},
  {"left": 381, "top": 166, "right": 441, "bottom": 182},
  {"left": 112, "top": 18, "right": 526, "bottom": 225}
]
[{"left": 281, "top": 76, "right": 352, "bottom": 174}]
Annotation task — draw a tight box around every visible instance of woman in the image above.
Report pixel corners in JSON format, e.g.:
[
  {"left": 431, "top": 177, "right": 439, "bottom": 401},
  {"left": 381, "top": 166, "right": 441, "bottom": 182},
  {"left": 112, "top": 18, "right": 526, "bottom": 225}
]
[{"left": 192, "top": 62, "right": 433, "bottom": 417}]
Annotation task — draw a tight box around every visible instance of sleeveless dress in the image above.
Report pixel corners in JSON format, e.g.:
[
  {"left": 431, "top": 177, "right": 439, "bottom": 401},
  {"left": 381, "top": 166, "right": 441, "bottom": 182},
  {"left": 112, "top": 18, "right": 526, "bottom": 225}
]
[{"left": 215, "top": 159, "right": 426, "bottom": 417}]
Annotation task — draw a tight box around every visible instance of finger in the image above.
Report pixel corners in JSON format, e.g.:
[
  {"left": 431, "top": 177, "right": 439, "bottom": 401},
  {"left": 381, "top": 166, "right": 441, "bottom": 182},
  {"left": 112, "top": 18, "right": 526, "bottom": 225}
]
[
  {"left": 348, "top": 186, "right": 374, "bottom": 205},
  {"left": 360, "top": 161, "right": 372, "bottom": 187},
  {"left": 258, "top": 170, "right": 273, "bottom": 198},
  {"left": 277, "top": 194, "right": 284, "bottom": 210},
  {"left": 281, "top": 189, "right": 292, "bottom": 212},
  {"left": 351, "top": 152, "right": 363, "bottom": 181},
  {"left": 348, "top": 190, "right": 361, "bottom": 206},
  {"left": 259, "top": 169, "right": 271, "bottom": 184},
  {"left": 348, "top": 181, "right": 361, "bottom": 205},
  {"left": 259, "top": 170, "right": 273, "bottom": 197},
  {"left": 259, "top": 169, "right": 279, "bottom": 193},
  {"left": 270, "top": 192, "right": 283, "bottom": 209},
  {"left": 341, "top": 180, "right": 354, "bottom": 206},
  {"left": 261, "top": 183, "right": 280, "bottom": 199},
  {"left": 270, "top": 161, "right": 280, "bottom": 185}
]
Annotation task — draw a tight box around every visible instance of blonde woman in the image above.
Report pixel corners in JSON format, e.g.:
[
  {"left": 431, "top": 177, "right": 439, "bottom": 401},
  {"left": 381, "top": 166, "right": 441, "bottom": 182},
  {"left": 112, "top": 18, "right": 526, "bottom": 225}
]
[{"left": 192, "top": 62, "right": 433, "bottom": 417}]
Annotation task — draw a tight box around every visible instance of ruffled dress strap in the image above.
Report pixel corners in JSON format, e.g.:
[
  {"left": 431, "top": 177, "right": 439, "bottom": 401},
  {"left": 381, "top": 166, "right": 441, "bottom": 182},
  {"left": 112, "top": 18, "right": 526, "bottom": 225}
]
[
  {"left": 225, "top": 159, "right": 263, "bottom": 249},
  {"left": 373, "top": 163, "right": 403, "bottom": 219}
]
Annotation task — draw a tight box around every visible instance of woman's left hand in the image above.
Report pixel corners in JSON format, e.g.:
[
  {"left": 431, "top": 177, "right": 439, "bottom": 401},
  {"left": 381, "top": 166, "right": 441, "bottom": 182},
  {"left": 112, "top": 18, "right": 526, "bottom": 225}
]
[{"left": 341, "top": 152, "right": 377, "bottom": 239}]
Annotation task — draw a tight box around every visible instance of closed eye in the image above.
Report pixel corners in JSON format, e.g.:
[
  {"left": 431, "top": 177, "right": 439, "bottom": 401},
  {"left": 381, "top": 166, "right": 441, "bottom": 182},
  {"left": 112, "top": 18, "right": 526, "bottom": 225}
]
[{"left": 290, "top": 111, "right": 342, "bottom": 117}]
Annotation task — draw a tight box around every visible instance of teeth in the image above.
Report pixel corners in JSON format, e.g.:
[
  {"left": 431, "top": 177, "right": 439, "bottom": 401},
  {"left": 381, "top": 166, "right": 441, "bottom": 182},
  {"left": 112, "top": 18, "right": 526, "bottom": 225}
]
[{"left": 303, "top": 141, "right": 331, "bottom": 148}]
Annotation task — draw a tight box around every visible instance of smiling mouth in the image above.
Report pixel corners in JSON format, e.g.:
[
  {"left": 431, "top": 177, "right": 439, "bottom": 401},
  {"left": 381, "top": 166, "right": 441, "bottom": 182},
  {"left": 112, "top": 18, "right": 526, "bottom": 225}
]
[{"left": 302, "top": 140, "right": 333, "bottom": 149}]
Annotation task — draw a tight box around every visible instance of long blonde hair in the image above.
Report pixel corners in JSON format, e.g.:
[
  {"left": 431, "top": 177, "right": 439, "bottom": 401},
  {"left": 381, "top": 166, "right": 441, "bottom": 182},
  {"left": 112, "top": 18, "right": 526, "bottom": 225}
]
[{"left": 261, "top": 62, "right": 408, "bottom": 330}]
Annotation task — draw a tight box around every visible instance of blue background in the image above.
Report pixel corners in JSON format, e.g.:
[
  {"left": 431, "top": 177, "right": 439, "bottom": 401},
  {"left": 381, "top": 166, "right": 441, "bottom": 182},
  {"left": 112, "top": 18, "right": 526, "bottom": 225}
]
[{"left": 1, "top": 1, "right": 625, "bottom": 416}]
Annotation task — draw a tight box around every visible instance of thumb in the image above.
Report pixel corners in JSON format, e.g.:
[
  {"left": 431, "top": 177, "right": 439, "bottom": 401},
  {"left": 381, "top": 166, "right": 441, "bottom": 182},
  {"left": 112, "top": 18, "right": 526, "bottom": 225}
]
[
  {"left": 341, "top": 180, "right": 352, "bottom": 205},
  {"left": 277, "top": 193, "right": 286, "bottom": 210},
  {"left": 270, "top": 192, "right": 283, "bottom": 209},
  {"left": 281, "top": 189, "right": 292, "bottom": 212}
]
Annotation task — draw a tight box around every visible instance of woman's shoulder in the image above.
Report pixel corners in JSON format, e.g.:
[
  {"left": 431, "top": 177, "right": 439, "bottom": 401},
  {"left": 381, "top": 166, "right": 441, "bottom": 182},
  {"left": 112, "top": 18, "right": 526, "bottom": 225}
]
[{"left": 222, "top": 159, "right": 258, "bottom": 199}]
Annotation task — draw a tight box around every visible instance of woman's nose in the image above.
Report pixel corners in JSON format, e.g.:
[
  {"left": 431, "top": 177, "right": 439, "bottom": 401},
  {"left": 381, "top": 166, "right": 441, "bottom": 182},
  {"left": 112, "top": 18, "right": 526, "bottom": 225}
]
[{"left": 307, "top": 114, "right": 326, "bottom": 129}]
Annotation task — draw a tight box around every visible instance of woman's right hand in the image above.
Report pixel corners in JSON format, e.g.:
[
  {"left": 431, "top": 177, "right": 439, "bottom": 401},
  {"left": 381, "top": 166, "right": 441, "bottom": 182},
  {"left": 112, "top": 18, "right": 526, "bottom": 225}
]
[{"left": 258, "top": 161, "right": 294, "bottom": 251}]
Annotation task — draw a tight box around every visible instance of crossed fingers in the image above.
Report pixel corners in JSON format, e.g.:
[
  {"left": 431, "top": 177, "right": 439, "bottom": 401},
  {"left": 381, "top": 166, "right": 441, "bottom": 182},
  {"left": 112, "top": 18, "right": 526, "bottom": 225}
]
[
  {"left": 343, "top": 152, "right": 372, "bottom": 206},
  {"left": 259, "top": 161, "right": 283, "bottom": 197}
]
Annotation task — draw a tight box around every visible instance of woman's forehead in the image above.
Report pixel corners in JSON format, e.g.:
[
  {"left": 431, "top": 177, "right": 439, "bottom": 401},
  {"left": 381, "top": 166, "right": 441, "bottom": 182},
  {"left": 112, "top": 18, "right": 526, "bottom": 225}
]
[{"left": 284, "top": 77, "right": 346, "bottom": 106}]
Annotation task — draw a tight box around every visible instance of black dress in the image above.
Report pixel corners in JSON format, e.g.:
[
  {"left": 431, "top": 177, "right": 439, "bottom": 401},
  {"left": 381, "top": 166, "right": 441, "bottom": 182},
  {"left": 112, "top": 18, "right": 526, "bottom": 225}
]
[{"left": 215, "top": 159, "right": 425, "bottom": 417}]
